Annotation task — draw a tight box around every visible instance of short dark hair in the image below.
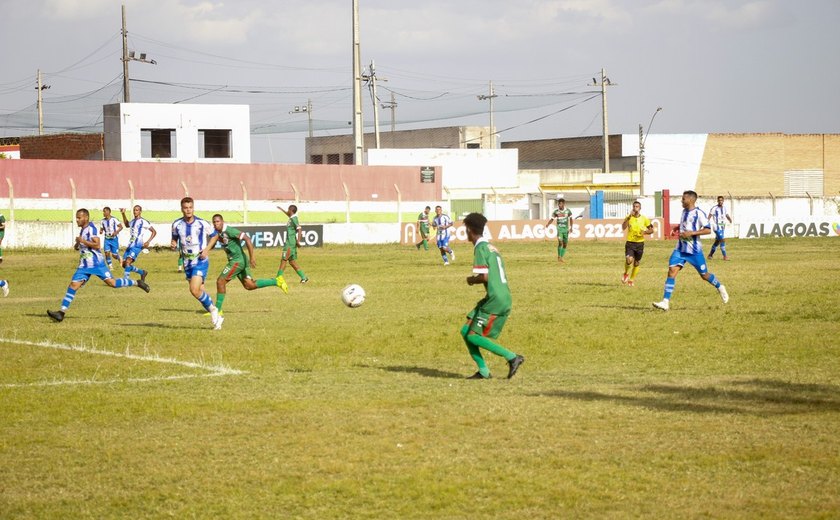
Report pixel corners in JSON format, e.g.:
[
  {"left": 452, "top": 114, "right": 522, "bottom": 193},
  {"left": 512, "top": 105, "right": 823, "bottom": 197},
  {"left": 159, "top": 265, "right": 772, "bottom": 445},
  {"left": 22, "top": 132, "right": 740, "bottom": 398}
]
[
  {"left": 212, "top": 213, "right": 223, "bottom": 221},
  {"left": 103, "top": 206, "right": 111, "bottom": 212},
  {"left": 288, "top": 204, "right": 298, "bottom": 214},
  {"left": 425, "top": 206, "right": 431, "bottom": 210},
  {"left": 557, "top": 198, "right": 565, "bottom": 203},
  {"left": 77, "top": 208, "right": 89, "bottom": 217},
  {"left": 632, "top": 200, "right": 641, "bottom": 207},
  {"left": 181, "top": 197, "right": 194, "bottom": 206},
  {"left": 683, "top": 190, "right": 698, "bottom": 199},
  {"left": 463, "top": 212, "right": 487, "bottom": 235}
]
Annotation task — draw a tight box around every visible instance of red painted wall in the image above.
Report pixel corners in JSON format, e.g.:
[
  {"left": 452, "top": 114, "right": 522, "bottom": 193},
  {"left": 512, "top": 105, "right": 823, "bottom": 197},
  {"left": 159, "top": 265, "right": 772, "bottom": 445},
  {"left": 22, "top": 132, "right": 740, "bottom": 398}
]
[{"left": 0, "top": 160, "right": 441, "bottom": 201}]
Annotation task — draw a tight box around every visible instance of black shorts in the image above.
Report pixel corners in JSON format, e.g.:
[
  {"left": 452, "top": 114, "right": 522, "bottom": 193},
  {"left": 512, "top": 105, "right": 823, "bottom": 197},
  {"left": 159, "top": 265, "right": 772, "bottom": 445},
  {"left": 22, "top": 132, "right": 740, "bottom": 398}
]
[{"left": 625, "top": 241, "right": 645, "bottom": 262}]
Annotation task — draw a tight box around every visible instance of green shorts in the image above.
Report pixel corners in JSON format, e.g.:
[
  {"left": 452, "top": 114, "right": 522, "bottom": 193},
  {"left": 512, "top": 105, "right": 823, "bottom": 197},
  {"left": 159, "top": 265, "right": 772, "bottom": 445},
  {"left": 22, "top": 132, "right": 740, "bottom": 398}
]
[
  {"left": 220, "top": 259, "right": 252, "bottom": 282},
  {"left": 465, "top": 307, "right": 509, "bottom": 339},
  {"left": 419, "top": 225, "right": 429, "bottom": 239},
  {"left": 283, "top": 244, "right": 298, "bottom": 261},
  {"left": 557, "top": 228, "right": 569, "bottom": 243}
]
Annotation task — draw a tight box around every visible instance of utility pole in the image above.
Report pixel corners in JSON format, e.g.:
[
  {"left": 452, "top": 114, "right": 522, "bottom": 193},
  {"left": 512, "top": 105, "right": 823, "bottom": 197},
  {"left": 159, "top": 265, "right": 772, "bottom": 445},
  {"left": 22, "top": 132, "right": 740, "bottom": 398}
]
[
  {"left": 591, "top": 69, "right": 615, "bottom": 173},
  {"left": 36, "top": 69, "right": 50, "bottom": 136},
  {"left": 290, "top": 99, "right": 313, "bottom": 138},
  {"left": 639, "top": 107, "right": 662, "bottom": 196},
  {"left": 381, "top": 92, "right": 397, "bottom": 147},
  {"left": 477, "top": 80, "right": 498, "bottom": 148},
  {"left": 351, "top": 0, "right": 364, "bottom": 164},
  {"left": 364, "top": 60, "right": 382, "bottom": 149},
  {"left": 120, "top": 4, "right": 156, "bottom": 103}
]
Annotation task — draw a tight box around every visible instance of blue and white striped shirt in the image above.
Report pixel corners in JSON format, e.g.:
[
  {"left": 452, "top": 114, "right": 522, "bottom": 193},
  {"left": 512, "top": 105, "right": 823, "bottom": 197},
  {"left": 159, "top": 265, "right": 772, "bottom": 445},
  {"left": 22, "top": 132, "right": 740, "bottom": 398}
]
[
  {"left": 78, "top": 223, "right": 105, "bottom": 268},
  {"left": 101, "top": 216, "right": 121, "bottom": 238},
  {"left": 709, "top": 205, "right": 728, "bottom": 229},
  {"left": 171, "top": 216, "right": 216, "bottom": 267},
  {"left": 676, "top": 207, "right": 710, "bottom": 255},
  {"left": 127, "top": 217, "right": 152, "bottom": 248},
  {"left": 433, "top": 214, "right": 452, "bottom": 238}
]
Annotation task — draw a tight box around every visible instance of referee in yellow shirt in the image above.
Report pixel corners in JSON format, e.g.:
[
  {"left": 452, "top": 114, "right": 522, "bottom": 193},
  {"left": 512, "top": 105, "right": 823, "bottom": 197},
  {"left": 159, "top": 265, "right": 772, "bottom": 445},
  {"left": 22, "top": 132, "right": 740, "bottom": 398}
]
[{"left": 621, "top": 201, "right": 654, "bottom": 286}]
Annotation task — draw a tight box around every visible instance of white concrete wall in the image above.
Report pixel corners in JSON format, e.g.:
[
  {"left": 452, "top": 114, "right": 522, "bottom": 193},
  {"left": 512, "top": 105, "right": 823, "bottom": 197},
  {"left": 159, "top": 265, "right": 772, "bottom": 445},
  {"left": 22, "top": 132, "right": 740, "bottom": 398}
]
[
  {"left": 623, "top": 133, "right": 708, "bottom": 196},
  {"left": 367, "top": 148, "right": 519, "bottom": 194},
  {"left": 104, "top": 103, "right": 251, "bottom": 163}
]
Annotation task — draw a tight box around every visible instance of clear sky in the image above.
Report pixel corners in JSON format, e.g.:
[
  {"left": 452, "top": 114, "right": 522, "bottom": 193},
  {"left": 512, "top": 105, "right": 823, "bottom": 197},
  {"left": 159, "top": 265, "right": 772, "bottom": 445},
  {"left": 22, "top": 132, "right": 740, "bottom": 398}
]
[{"left": 1, "top": 0, "right": 838, "bottom": 162}]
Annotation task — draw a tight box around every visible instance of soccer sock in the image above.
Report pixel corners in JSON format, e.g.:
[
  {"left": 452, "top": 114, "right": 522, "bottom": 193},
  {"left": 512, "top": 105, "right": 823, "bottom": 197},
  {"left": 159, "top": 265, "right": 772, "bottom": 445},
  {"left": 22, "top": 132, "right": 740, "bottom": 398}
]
[
  {"left": 215, "top": 293, "right": 226, "bottom": 311},
  {"left": 710, "top": 243, "right": 718, "bottom": 255},
  {"left": 113, "top": 278, "right": 135, "bottom": 288},
  {"left": 296, "top": 269, "right": 307, "bottom": 280},
  {"left": 124, "top": 264, "right": 136, "bottom": 274},
  {"left": 198, "top": 291, "right": 214, "bottom": 311},
  {"left": 624, "top": 262, "right": 631, "bottom": 275},
  {"left": 706, "top": 273, "right": 721, "bottom": 289},
  {"left": 61, "top": 287, "right": 77, "bottom": 311},
  {"left": 557, "top": 246, "right": 562, "bottom": 257},
  {"left": 255, "top": 278, "right": 275, "bottom": 288},
  {"left": 178, "top": 256, "right": 184, "bottom": 267},
  {"left": 720, "top": 243, "right": 728, "bottom": 257},
  {"left": 663, "top": 277, "right": 676, "bottom": 300},
  {"left": 276, "top": 267, "right": 285, "bottom": 276},
  {"left": 423, "top": 239, "right": 428, "bottom": 250},
  {"left": 467, "top": 333, "right": 516, "bottom": 362},
  {"left": 631, "top": 265, "right": 640, "bottom": 280},
  {"left": 461, "top": 325, "right": 490, "bottom": 377},
  {"left": 441, "top": 252, "right": 448, "bottom": 263}
]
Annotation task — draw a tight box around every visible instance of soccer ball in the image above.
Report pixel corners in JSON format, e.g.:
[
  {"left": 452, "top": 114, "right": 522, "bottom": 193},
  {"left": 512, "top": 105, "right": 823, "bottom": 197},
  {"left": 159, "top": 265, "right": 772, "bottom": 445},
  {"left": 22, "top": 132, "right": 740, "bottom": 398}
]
[{"left": 341, "top": 284, "right": 366, "bottom": 308}]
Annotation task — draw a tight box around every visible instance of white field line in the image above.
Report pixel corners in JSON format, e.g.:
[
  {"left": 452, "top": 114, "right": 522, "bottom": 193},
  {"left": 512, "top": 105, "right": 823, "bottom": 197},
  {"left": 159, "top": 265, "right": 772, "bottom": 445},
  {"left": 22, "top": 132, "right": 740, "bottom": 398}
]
[{"left": 0, "top": 337, "right": 246, "bottom": 388}]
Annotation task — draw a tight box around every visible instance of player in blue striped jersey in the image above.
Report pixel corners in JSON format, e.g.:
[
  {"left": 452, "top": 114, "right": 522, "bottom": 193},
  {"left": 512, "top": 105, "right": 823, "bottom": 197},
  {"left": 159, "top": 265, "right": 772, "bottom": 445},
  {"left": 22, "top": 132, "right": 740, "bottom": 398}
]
[
  {"left": 47, "top": 209, "right": 149, "bottom": 322},
  {"left": 100, "top": 206, "right": 123, "bottom": 269},
  {"left": 170, "top": 197, "right": 221, "bottom": 328},
  {"left": 432, "top": 205, "right": 455, "bottom": 266},
  {"left": 120, "top": 205, "right": 156, "bottom": 282},
  {"left": 653, "top": 191, "right": 728, "bottom": 311},
  {"left": 707, "top": 195, "right": 732, "bottom": 260}
]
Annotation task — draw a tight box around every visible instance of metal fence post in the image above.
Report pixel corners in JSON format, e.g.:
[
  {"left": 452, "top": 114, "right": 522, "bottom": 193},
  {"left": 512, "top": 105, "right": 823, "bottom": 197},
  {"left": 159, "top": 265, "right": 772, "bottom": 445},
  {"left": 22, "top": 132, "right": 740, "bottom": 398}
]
[{"left": 241, "top": 181, "right": 248, "bottom": 224}]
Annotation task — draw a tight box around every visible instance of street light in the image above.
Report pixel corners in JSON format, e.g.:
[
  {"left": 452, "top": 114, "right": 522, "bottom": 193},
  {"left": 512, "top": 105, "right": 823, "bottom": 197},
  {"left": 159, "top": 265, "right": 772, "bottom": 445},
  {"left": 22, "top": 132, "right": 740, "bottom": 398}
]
[
  {"left": 477, "top": 80, "right": 498, "bottom": 149},
  {"left": 639, "top": 107, "right": 662, "bottom": 196},
  {"left": 289, "top": 99, "right": 313, "bottom": 138}
]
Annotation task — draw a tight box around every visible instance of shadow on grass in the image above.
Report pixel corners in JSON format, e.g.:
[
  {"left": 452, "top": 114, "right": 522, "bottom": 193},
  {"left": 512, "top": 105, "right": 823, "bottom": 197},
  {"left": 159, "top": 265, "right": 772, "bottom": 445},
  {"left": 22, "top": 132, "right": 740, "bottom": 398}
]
[
  {"left": 360, "top": 364, "right": 463, "bottom": 379},
  {"left": 531, "top": 378, "right": 840, "bottom": 416}
]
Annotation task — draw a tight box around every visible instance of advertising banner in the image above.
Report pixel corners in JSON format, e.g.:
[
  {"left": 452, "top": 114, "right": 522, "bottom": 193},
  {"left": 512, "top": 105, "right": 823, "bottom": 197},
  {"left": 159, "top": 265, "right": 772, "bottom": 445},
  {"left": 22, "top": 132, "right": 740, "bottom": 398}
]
[
  {"left": 230, "top": 224, "right": 324, "bottom": 248},
  {"left": 401, "top": 218, "right": 665, "bottom": 245},
  {"left": 737, "top": 218, "right": 840, "bottom": 239}
]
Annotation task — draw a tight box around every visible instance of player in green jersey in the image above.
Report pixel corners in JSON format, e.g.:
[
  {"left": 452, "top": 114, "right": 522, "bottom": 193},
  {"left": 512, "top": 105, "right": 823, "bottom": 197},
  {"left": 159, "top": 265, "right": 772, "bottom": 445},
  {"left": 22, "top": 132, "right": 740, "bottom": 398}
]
[
  {"left": 415, "top": 206, "right": 431, "bottom": 250},
  {"left": 276, "top": 205, "right": 309, "bottom": 284},
  {"left": 211, "top": 214, "right": 288, "bottom": 330},
  {"left": 546, "top": 197, "right": 573, "bottom": 262},
  {"left": 461, "top": 212, "right": 525, "bottom": 380}
]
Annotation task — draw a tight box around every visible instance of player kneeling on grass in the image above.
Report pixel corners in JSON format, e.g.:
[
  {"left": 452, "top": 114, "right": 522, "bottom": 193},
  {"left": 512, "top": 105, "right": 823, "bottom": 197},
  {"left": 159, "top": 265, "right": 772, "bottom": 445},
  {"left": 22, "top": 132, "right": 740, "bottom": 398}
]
[
  {"left": 48, "top": 209, "right": 149, "bottom": 322},
  {"left": 211, "top": 214, "right": 288, "bottom": 329},
  {"left": 461, "top": 212, "right": 525, "bottom": 380}
]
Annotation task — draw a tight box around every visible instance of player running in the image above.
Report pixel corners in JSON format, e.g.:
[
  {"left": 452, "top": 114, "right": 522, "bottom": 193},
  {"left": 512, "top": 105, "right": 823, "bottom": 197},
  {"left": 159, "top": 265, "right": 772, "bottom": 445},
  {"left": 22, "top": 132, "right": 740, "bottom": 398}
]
[
  {"left": 100, "top": 206, "right": 123, "bottom": 270},
  {"left": 415, "top": 206, "right": 431, "bottom": 251},
  {"left": 621, "top": 201, "right": 654, "bottom": 287},
  {"left": 546, "top": 197, "right": 573, "bottom": 262},
  {"left": 120, "top": 205, "right": 156, "bottom": 282},
  {"left": 276, "top": 205, "right": 308, "bottom": 284},
  {"left": 0, "top": 211, "right": 5, "bottom": 262},
  {"left": 461, "top": 212, "right": 524, "bottom": 379},
  {"left": 171, "top": 197, "right": 221, "bottom": 329},
  {"left": 708, "top": 195, "right": 733, "bottom": 260},
  {"left": 47, "top": 208, "right": 149, "bottom": 322},
  {"left": 653, "top": 190, "right": 729, "bottom": 311},
  {"left": 432, "top": 205, "right": 455, "bottom": 266},
  {"left": 211, "top": 214, "right": 288, "bottom": 329}
]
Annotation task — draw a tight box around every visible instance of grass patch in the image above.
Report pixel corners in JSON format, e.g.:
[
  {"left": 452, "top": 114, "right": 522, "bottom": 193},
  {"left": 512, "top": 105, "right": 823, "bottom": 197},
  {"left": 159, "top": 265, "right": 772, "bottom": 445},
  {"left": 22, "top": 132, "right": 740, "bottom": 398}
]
[{"left": 0, "top": 238, "right": 838, "bottom": 518}]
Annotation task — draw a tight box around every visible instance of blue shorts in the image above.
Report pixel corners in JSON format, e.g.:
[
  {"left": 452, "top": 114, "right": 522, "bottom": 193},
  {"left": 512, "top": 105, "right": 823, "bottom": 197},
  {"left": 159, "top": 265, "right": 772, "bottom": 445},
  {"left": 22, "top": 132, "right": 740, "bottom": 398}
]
[
  {"left": 124, "top": 245, "right": 142, "bottom": 261},
  {"left": 714, "top": 228, "right": 725, "bottom": 240},
  {"left": 184, "top": 258, "right": 209, "bottom": 281},
  {"left": 436, "top": 234, "right": 451, "bottom": 249},
  {"left": 668, "top": 250, "right": 708, "bottom": 275},
  {"left": 103, "top": 237, "right": 120, "bottom": 255},
  {"left": 71, "top": 265, "right": 112, "bottom": 283}
]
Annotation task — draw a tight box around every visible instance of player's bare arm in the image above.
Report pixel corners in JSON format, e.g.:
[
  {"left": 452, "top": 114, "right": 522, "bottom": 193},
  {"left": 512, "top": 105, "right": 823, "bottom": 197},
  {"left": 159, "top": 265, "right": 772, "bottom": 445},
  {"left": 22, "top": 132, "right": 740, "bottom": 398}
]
[
  {"left": 467, "top": 273, "right": 488, "bottom": 286},
  {"left": 200, "top": 234, "right": 219, "bottom": 260},
  {"left": 119, "top": 208, "right": 130, "bottom": 227},
  {"left": 143, "top": 226, "right": 157, "bottom": 248},
  {"left": 276, "top": 205, "right": 292, "bottom": 217}
]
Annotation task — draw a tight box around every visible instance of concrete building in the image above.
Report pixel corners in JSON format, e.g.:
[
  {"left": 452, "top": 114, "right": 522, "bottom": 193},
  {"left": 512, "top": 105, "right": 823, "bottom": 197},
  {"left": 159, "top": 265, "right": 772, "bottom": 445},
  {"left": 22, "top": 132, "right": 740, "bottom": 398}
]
[
  {"left": 103, "top": 103, "right": 251, "bottom": 163},
  {"left": 306, "top": 126, "right": 493, "bottom": 165}
]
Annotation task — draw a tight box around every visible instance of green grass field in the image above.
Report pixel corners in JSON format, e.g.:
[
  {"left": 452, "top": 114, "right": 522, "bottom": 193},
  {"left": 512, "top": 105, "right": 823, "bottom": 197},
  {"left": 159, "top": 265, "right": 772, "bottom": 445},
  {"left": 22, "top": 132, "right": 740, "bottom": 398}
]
[{"left": 1, "top": 238, "right": 838, "bottom": 518}]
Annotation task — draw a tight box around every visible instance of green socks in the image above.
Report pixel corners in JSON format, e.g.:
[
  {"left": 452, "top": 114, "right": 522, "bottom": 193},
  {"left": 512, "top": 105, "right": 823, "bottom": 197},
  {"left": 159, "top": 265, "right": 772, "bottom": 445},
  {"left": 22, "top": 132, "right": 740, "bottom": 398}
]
[
  {"left": 215, "top": 293, "right": 226, "bottom": 312},
  {"left": 255, "top": 278, "right": 275, "bottom": 288}
]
